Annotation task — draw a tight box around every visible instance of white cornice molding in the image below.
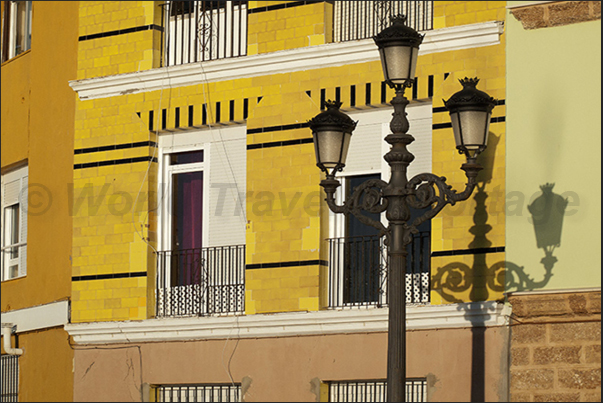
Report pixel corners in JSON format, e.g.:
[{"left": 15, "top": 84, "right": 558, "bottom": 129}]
[
  {"left": 65, "top": 301, "right": 511, "bottom": 345},
  {"left": 69, "top": 21, "right": 504, "bottom": 101}
]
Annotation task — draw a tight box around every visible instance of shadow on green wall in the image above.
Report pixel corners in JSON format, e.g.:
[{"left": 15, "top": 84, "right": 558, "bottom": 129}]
[{"left": 430, "top": 133, "right": 570, "bottom": 401}]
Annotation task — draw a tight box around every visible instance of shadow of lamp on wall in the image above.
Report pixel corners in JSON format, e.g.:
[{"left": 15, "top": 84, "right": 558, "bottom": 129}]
[{"left": 527, "top": 183, "right": 569, "bottom": 273}]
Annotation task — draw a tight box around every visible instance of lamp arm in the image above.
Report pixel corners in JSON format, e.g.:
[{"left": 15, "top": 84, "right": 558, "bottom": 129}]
[
  {"left": 405, "top": 162, "right": 482, "bottom": 231},
  {"left": 320, "top": 177, "right": 390, "bottom": 237}
]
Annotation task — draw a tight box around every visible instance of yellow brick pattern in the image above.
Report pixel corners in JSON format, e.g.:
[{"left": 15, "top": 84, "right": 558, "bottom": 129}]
[
  {"left": 248, "top": 2, "right": 331, "bottom": 55},
  {"left": 245, "top": 266, "right": 321, "bottom": 314},
  {"left": 433, "top": 1, "right": 507, "bottom": 30},
  {"left": 72, "top": 0, "right": 508, "bottom": 322},
  {"left": 77, "top": 1, "right": 162, "bottom": 79},
  {"left": 71, "top": 277, "right": 148, "bottom": 322},
  {"left": 426, "top": 1, "right": 507, "bottom": 303}
]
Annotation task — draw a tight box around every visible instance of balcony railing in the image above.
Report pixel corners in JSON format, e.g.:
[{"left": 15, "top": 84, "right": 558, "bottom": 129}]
[
  {"left": 334, "top": 1, "right": 433, "bottom": 43},
  {"left": 161, "top": 1, "right": 248, "bottom": 67},
  {"left": 328, "top": 233, "right": 430, "bottom": 309},
  {"left": 156, "top": 245, "right": 245, "bottom": 317}
]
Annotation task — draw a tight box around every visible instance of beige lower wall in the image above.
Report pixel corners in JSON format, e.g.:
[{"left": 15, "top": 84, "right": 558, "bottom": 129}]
[
  {"left": 73, "top": 325, "right": 509, "bottom": 402},
  {"left": 508, "top": 290, "right": 601, "bottom": 402}
]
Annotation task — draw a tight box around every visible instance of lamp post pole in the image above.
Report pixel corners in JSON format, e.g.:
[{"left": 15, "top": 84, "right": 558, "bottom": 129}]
[
  {"left": 309, "top": 16, "right": 496, "bottom": 402},
  {"left": 383, "top": 89, "right": 414, "bottom": 402}
]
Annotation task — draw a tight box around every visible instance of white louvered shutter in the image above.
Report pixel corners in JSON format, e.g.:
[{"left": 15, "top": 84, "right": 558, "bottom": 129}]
[
  {"left": 1, "top": 166, "right": 28, "bottom": 279},
  {"left": 18, "top": 174, "right": 28, "bottom": 277}
]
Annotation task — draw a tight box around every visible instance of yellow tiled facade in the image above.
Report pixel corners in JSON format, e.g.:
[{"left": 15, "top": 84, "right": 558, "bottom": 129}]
[{"left": 70, "top": 1, "right": 507, "bottom": 323}]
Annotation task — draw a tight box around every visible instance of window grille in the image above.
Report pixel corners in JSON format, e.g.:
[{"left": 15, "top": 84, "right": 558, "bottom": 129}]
[
  {"left": 156, "top": 245, "right": 246, "bottom": 317},
  {"left": 333, "top": 1, "right": 433, "bottom": 43},
  {"left": 328, "top": 379, "right": 427, "bottom": 402},
  {"left": 1, "top": 355, "right": 19, "bottom": 403},
  {"left": 162, "top": 1, "right": 248, "bottom": 66},
  {"left": 327, "top": 233, "right": 430, "bottom": 309},
  {"left": 155, "top": 384, "right": 242, "bottom": 402}
]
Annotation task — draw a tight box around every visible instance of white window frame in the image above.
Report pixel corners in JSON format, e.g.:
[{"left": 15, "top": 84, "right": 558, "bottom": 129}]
[
  {"left": 159, "top": 145, "right": 210, "bottom": 256},
  {"left": 1, "top": 165, "right": 28, "bottom": 281},
  {"left": 2, "top": 1, "right": 32, "bottom": 62},
  {"left": 156, "top": 126, "right": 247, "bottom": 317}
]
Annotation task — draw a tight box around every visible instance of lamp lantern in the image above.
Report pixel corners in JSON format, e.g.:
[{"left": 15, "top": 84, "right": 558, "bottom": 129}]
[
  {"left": 308, "top": 100, "right": 357, "bottom": 177},
  {"left": 373, "top": 14, "right": 424, "bottom": 90},
  {"left": 444, "top": 77, "right": 497, "bottom": 160}
]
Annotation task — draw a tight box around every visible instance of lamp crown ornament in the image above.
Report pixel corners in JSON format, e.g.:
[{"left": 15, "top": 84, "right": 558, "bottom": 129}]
[
  {"left": 308, "top": 100, "right": 357, "bottom": 132},
  {"left": 373, "top": 13, "right": 424, "bottom": 45},
  {"left": 540, "top": 183, "right": 555, "bottom": 194},
  {"left": 443, "top": 77, "right": 497, "bottom": 111}
]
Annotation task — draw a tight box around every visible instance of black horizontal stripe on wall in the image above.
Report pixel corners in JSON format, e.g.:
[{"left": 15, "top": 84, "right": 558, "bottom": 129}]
[
  {"left": 433, "top": 99, "right": 506, "bottom": 114},
  {"left": 246, "top": 260, "right": 328, "bottom": 270},
  {"left": 79, "top": 24, "right": 163, "bottom": 41},
  {"left": 74, "top": 141, "right": 157, "bottom": 155},
  {"left": 247, "top": 137, "right": 314, "bottom": 150},
  {"left": 72, "top": 271, "right": 147, "bottom": 282},
  {"left": 248, "top": 1, "right": 329, "bottom": 14},
  {"left": 433, "top": 116, "right": 506, "bottom": 130},
  {"left": 431, "top": 246, "right": 505, "bottom": 258},
  {"left": 74, "top": 156, "right": 158, "bottom": 170},
  {"left": 247, "top": 122, "right": 310, "bottom": 135}
]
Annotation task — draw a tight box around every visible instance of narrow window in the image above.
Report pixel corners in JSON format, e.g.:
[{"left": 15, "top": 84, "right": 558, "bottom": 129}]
[
  {"left": 1, "top": 1, "right": 32, "bottom": 62},
  {"left": 1, "top": 166, "right": 28, "bottom": 281}
]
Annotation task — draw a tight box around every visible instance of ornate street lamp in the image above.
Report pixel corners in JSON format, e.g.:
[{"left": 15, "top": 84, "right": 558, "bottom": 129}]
[
  {"left": 444, "top": 77, "right": 496, "bottom": 161},
  {"left": 309, "top": 15, "right": 496, "bottom": 403}
]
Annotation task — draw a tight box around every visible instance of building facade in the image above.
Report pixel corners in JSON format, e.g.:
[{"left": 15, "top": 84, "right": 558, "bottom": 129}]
[
  {"left": 61, "top": 1, "right": 511, "bottom": 401},
  {"left": 505, "top": 1, "right": 601, "bottom": 402},
  {"left": 7, "top": 1, "right": 584, "bottom": 401},
  {"left": 1, "top": 1, "right": 78, "bottom": 402}
]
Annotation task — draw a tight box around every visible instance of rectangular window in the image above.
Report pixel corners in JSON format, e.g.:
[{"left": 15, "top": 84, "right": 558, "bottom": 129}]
[
  {"left": 328, "top": 379, "right": 427, "bottom": 402},
  {"left": 1, "top": 166, "right": 28, "bottom": 281},
  {"left": 163, "top": 1, "right": 248, "bottom": 66},
  {"left": 1, "top": 1, "right": 32, "bottom": 62},
  {"left": 333, "top": 1, "right": 432, "bottom": 43},
  {"left": 156, "top": 130, "right": 246, "bottom": 318},
  {"left": 327, "top": 106, "right": 432, "bottom": 308},
  {"left": 1, "top": 355, "right": 19, "bottom": 402},
  {"left": 155, "top": 384, "right": 241, "bottom": 402}
]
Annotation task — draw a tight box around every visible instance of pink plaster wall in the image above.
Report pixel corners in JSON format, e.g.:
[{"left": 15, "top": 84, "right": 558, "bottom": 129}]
[{"left": 73, "top": 327, "right": 509, "bottom": 402}]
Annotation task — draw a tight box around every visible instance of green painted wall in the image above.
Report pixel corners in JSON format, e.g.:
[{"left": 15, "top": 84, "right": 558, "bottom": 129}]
[{"left": 506, "top": 10, "right": 601, "bottom": 292}]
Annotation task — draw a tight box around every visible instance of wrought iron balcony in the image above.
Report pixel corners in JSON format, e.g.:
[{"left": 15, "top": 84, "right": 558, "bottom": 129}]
[
  {"left": 327, "top": 233, "right": 430, "bottom": 309},
  {"left": 156, "top": 245, "right": 245, "bottom": 317},
  {"left": 333, "top": 1, "right": 433, "bottom": 43},
  {"left": 161, "top": 1, "right": 248, "bottom": 67}
]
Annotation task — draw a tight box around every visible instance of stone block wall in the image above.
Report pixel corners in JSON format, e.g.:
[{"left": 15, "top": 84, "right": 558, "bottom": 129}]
[{"left": 509, "top": 290, "right": 601, "bottom": 402}]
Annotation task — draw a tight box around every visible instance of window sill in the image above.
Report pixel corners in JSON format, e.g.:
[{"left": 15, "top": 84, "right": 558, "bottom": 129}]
[{"left": 1, "top": 49, "right": 31, "bottom": 67}]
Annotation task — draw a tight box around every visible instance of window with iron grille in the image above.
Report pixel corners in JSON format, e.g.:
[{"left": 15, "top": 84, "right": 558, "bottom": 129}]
[
  {"left": 333, "top": 1, "right": 433, "bottom": 43},
  {"left": 155, "top": 384, "right": 242, "bottom": 402},
  {"left": 328, "top": 379, "right": 427, "bottom": 402},
  {"left": 327, "top": 107, "right": 433, "bottom": 309},
  {"left": 1, "top": 355, "right": 19, "bottom": 403},
  {"left": 162, "top": 1, "right": 248, "bottom": 66},
  {"left": 156, "top": 127, "right": 246, "bottom": 318}
]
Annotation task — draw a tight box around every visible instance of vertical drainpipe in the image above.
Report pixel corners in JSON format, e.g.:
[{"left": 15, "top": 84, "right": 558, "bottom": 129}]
[{"left": 1, "top": 324, "right": 24, "bottom": 355}]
